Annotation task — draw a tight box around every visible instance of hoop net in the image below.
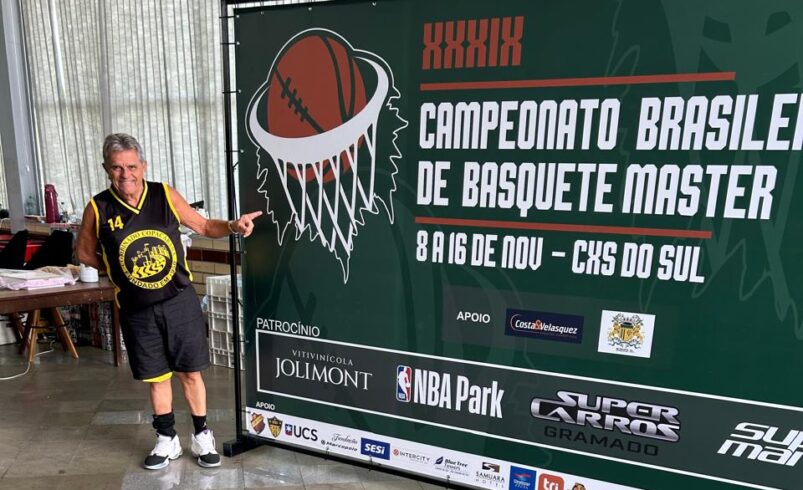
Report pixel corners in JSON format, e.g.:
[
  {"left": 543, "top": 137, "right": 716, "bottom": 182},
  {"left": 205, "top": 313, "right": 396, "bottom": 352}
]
[{"left": 249, "top": 57, "right": 390, "bottom": 274}]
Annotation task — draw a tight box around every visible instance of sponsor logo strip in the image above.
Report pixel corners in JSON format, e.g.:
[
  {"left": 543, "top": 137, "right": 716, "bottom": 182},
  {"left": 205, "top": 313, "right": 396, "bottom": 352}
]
[{"left": 246, "top": 407, "right": 638, "bottom": 490}]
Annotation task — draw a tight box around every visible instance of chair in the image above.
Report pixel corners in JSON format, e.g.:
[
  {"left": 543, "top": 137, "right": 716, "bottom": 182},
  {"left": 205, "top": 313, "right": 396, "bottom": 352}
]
[
  {"left": 24, "top": 230, "right": 73, "bottom": 270},
  {"left": 0, "top": 230, "right": 28, "bottom": 343},
  {"left": 0, "top": 230, "right": 29, "bottom": 269},
  {"left": 19, "top": 229, "right": 78, "bottom": 361}
]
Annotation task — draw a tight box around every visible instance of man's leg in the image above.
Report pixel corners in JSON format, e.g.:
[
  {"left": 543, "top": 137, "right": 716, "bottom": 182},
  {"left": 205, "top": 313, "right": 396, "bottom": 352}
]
[
  {"left": 150, "top": 377, "right": 174, "bottom": 415},
  {"left": 177, "top": 371, "right": 221, "bottom": 467},
  {"left": 175, "top": 371, "right": 206, "bottom": 417},
  {"left": 143, "top": 374, "right": 182, "bottom": 470}
]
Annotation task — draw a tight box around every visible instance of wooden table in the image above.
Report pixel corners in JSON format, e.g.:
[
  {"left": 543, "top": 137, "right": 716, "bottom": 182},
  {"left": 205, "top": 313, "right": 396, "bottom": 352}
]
[{"left": 0, "top": 278, "right": 123, "bottom": 366}]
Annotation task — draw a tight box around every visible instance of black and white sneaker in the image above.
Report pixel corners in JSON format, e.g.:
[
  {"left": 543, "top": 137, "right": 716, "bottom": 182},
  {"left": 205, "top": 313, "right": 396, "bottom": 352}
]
[
  {"left": 143, "top": 433, "right": 182, "bottom": 470},
  {"left": 191, "top": 429, "right": 221, "bottom": 468}
]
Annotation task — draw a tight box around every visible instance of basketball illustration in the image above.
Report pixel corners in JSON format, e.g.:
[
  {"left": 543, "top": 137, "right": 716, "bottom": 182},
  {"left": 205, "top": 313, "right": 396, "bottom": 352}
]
[
  {"left": 247, "top": 27, "right": 408, "bottom": 281},
  {"left": 266, "top": 31, "right": 367, "bottom": 182}
]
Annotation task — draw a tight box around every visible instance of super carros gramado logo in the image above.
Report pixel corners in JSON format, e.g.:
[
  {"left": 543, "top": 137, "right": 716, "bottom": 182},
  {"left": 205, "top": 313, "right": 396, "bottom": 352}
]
[
  {"left": 531, "top": 390, "right": 680, "bottom": 457},
  {"left": 119, "top": 229, "right": 177, "bottom": 289},
  {"left": 273, "top": 349, "right": 372, "bottom": 390},
  {"left": 718, "top": 422, "right": 803, "bottom": 467},
  {"left": 395, "top": 365, "right": 504, "bottom": 418}
]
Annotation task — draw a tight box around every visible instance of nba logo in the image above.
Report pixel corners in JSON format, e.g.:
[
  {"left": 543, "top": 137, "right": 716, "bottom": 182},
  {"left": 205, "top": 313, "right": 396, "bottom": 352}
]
[{"left": 396, "top": 365, "right": 411, "bottom": 402}]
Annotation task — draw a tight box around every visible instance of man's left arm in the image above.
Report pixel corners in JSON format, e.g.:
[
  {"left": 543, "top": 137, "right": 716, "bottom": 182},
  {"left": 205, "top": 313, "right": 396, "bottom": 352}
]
[{"left": 168, "top": 186, "right": 262, "bottom": 238}]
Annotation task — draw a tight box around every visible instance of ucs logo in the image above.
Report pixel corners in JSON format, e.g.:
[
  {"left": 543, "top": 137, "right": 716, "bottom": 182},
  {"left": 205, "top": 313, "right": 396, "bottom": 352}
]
[
  {"left": 539, "top": 473, "right": 564, "bottom": 490},
  {"left": 284, "top": 423, "right": 318, "bottom": 441},
  {"left": 396, "top": 365, "right": 411, "bottom": 402},
  {"left": 360, "top": 438, "right": 390, "bottom": 460}
]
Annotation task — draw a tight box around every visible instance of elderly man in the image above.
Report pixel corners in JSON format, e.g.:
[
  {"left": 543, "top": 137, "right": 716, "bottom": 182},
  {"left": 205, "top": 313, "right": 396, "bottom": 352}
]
[{"left": 76, "top": 133, "right": 260, "bottom": 470}]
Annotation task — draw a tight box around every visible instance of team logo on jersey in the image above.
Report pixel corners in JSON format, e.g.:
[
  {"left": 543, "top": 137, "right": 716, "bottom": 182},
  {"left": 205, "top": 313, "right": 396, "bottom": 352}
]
[
  {"left": 118, "top": 229, "right": 177, "bottom": 290},
  {"left": 246, "top": 28, "right": 407, "bottom": 282}
]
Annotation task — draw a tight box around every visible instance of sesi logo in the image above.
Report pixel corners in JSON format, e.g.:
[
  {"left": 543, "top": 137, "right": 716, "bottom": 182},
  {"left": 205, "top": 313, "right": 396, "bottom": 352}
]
[
  {"left": 539, "top": 473, "right": 564, "bottom": 490},
  {"left": 360, "top": 438, "right": 390, "bottom": 460}
]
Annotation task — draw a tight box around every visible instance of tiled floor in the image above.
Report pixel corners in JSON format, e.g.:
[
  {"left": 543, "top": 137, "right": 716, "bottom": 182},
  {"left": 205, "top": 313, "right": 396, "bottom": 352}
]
[{"left": 0, "top": 344, "right": 445, "bottom": 489}]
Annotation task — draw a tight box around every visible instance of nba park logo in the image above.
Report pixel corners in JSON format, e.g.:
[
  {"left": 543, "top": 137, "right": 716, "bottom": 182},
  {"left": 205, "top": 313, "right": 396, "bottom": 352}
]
[{"left": 246, "top": 28, "right": 408, "bottom": 282}]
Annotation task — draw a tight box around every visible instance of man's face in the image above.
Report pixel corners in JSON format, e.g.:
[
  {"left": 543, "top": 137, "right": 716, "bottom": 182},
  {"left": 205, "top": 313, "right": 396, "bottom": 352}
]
[{"left": 105, "top": 149, "right": 147, "bottom": 197}]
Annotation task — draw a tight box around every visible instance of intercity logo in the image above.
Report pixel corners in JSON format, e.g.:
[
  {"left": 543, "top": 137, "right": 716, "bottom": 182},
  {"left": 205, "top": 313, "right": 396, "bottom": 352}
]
[
  {"left": 718, "top": 422, "right": 803, "bottom": 466},
  {"left": 284, "top": 423, "right": 318, "bottom": 441},
  {"left": 391, "top": 447, "right": 433, "bottom": 465},
  {"left": 505, "top": 308, "right": 583, "bottom": 343},
  {"left": 396, "top": 365, "right": 411, "bottom": 402},
  {"left": 539, "top": 473, "right": 565, "bottom": 490},
  {"left": 393, "top": 365, "right": 504, "bottom": 418},
  {"left": 360, "top": 438, "right": 390, "bottom": 460},
  {"left": 509, "top": 465, "right": 536, "bottom": 490}
]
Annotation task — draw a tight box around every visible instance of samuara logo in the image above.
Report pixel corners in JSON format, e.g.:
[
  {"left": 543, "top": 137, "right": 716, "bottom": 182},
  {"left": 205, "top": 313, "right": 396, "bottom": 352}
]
[
  {"left": 474, "top": 461, "right": 506, "bottom": 488},
  {"left": 246, "top": 28, "right": 408, "bottom": 282},
  {"left": 505, "top": 309, "right": 583, "bottom": 344},
  {"left": 597, "top": 310, "right": 656, "bottom": 358},
  {"left": 396, "top": 365, "right": 411, "bottom": 402},
  {"left": 509, "top": 465, "right": 536, "bottom": 490}
]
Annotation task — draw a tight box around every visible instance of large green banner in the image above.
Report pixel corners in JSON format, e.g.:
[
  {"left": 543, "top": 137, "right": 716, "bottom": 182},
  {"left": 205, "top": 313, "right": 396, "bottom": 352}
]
[{"left": 234, "top": 1, "right": 803, "bottom": 489}]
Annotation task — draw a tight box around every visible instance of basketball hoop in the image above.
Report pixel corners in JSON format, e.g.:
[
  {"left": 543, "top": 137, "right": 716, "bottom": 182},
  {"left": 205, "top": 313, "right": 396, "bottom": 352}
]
[{"left": 246, "top": 28, "right": 403, "bottom": 282}]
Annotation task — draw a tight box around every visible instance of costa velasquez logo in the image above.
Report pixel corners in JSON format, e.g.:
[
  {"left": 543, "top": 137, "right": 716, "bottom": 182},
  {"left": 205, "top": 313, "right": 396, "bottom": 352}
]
[
  {"left": 505, "top": 308, "right": 583, "bottom": 343},
  {"left": 474, "top": 461, "right": 506, "bottom": 488},
  {"left": 273, "top": 349, "right": 372, "bottom": 390},
  {"left": 394, "top": 365, "right": 504, "bottom": 418},
  {"left": 119, "top": 229, "right": 177, "bottom": 289},
  {"left": 532, "top": 390, "right": 680, "bottom": 457},
  {"left": 718, "top": 422, "right": 803, "bottom": 466}
]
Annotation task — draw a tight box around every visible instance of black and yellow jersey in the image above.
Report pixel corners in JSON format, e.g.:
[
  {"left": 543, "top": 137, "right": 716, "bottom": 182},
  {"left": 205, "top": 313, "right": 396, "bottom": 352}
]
[{"left": 90, "top": 181, "right": 192, "bottom": 309}]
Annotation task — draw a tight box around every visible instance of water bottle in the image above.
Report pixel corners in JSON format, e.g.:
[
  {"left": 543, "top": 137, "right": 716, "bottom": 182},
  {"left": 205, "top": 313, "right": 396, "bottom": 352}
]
[{"left": 44, "top": 184, "right": 58, "bottom": 223}]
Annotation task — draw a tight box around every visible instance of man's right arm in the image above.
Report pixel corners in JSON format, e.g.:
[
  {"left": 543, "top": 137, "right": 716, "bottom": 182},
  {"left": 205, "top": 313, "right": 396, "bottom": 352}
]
[{"left": 75, "top": 203, "right": 101, "bottom": 269}]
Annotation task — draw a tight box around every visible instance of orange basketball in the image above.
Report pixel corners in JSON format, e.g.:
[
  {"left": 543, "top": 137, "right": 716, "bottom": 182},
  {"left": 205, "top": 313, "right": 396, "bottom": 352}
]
[{"left": 267, "top": 31, "right": 367, "bottom": 182}]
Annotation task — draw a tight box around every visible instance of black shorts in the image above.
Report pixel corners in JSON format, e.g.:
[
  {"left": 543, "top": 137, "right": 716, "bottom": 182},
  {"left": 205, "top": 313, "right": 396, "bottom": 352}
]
[{"left": 119, "top": 287, "right": 209, "bottom": 381}]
